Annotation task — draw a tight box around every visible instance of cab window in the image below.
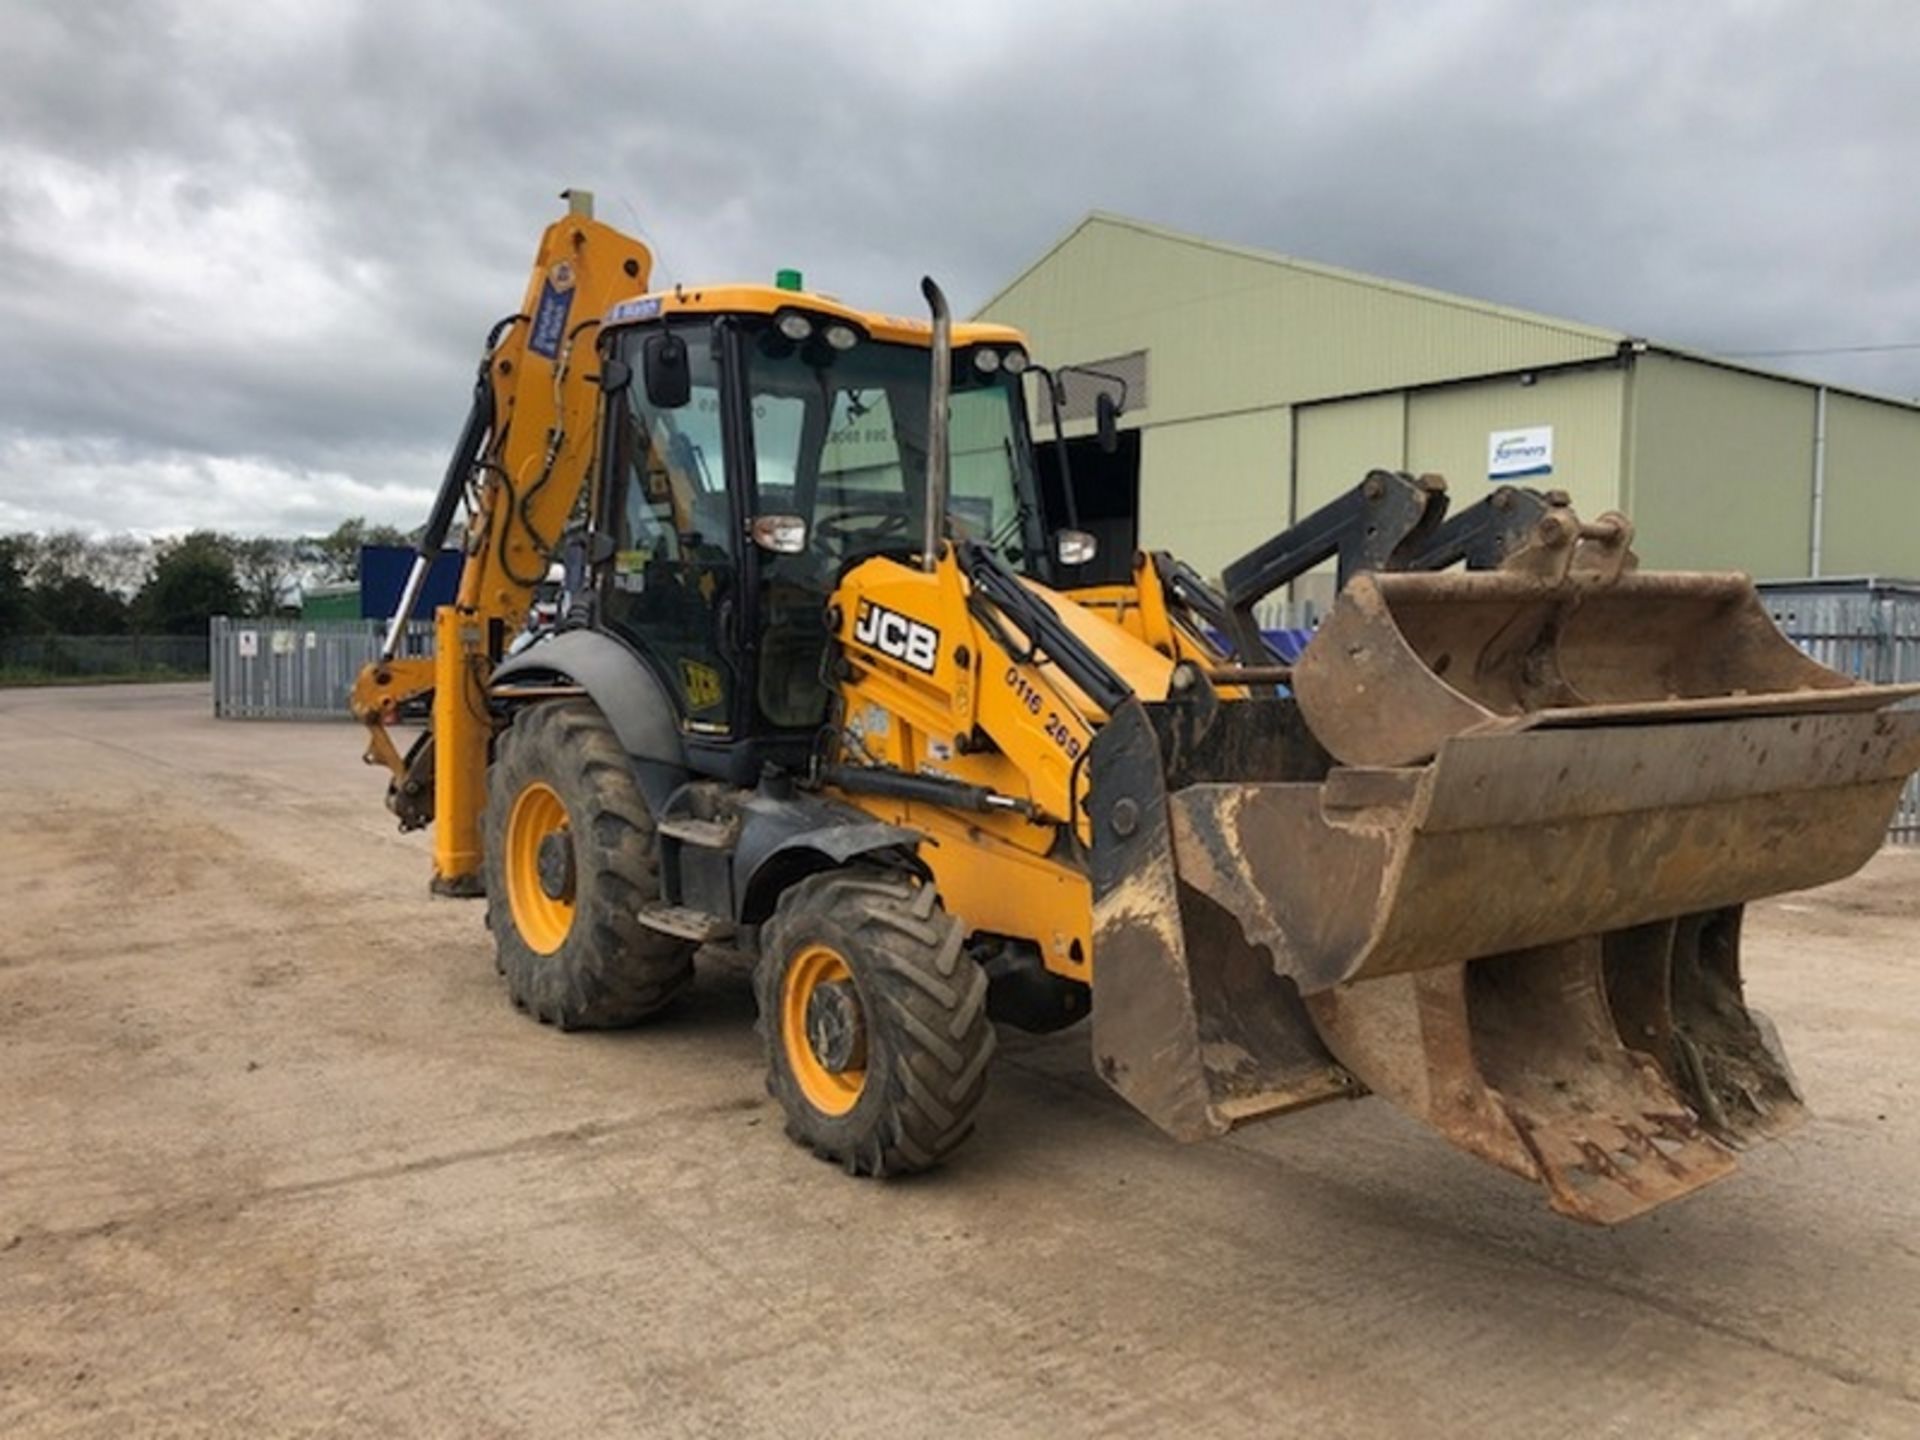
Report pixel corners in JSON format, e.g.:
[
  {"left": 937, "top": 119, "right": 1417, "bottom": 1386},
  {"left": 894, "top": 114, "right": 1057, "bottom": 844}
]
[{"left": 601, "top": 321, "right": 739, "bottom": 728}]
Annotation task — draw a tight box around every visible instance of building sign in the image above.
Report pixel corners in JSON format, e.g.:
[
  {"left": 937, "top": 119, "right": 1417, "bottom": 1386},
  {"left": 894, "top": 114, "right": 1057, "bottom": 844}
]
[{"left": 1488, "top": 425, "right": 1554, "bottom": 480}]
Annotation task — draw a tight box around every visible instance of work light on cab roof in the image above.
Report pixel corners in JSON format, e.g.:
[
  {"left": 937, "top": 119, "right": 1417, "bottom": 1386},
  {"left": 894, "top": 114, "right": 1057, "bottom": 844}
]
[{"left": 349, "top": 189, "right": 1920, "bottom": 1230}]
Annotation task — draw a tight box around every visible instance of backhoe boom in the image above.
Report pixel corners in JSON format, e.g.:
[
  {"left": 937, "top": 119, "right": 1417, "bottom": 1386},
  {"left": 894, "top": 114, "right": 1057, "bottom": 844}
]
[
  {"left": 352, "top": 192, "right": 653, "bottom": 891},
  {"left": 350, "top": 193, "right": 1920, "bottom": 1225}
]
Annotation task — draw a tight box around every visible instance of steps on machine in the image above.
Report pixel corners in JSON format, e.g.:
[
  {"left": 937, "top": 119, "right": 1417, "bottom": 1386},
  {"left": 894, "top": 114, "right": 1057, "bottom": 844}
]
[
  {"left": 655, "top": 816, "right": 739, "bottom": 850},
  {"left": 638, "top": 904, "right": 736, "bottom": 943}
]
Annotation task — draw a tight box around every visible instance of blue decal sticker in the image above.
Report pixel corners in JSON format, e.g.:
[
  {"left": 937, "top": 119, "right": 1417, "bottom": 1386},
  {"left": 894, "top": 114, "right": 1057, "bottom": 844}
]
[
  {"left": 609, "top": 296, "right": 662, "bottom": 324},
  {"left": 528, "top": 277, "right": 575, "bottom": 360}
]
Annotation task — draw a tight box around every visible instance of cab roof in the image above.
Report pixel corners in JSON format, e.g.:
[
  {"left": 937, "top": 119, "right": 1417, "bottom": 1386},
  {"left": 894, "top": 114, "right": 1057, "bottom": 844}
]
[{"left": 601, "top": 283, "right": 1027, "bottom": 350}]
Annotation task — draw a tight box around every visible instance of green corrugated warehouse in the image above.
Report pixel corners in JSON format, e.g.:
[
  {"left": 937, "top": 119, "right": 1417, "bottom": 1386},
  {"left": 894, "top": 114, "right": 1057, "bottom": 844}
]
[{"left": 980, "top": 214, "right": 1920, "bottom": 610}]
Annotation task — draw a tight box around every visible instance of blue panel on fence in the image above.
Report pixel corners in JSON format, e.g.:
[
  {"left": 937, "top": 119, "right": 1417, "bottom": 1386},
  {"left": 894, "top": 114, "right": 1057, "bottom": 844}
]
[
  {"left": 1200, "top": 627, "right": 1318, "bottom": 664},
  {"left": 358, "top": 546, "right": 463, "bottom": 621},
  {"left": 1264, "top": 628, "right": 1314, "bottom": 663}
]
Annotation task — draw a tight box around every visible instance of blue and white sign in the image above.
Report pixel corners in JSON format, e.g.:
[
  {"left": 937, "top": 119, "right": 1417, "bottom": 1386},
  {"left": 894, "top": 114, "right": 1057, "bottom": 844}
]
[
  {"left": 1488, "top": 425, "right": 1554, "bottom": 480},
  {"left": 608, "top": 296, "right": 663, "bottom": 325}
]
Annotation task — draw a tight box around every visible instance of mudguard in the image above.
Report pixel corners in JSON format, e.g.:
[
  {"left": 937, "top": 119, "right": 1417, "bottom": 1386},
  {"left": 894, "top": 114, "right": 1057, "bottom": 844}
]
[
  {"left": 731, "top": 787, "right": 924, "bottom": 924},
  {"left": 491, "top": 629, "right": 687, "bottom": 810}
]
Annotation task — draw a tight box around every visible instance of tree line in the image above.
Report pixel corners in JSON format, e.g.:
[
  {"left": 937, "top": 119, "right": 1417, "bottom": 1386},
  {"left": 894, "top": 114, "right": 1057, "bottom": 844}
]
[{"left": 0, "top": 519, "right": 408, "bottom": 639}]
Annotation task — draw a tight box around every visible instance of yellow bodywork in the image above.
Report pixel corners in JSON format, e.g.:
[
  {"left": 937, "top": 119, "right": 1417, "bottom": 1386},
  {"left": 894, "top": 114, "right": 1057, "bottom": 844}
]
[
  {"left": 1066, "top": 554, "right": 1229, "bottom": 669},
  {"left": 352, "top": 206, "right": 1033, "bottom": 895},
  {"left": 822, "top": 551, "right": 1199, "bottom": 980},
  {"left": 351, "top": 199, "right": 1920, "bottom": 1226},
  {"left": 616, "top": 280, "right": 1026, "bottom": 351},
  {"left": 353, "top": 202, "right": 654, "bottom": 890}
]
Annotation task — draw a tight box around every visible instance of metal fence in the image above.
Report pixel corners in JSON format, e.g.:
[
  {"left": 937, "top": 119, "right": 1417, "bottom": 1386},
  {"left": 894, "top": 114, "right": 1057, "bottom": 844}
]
[
  {"left": 207, "top": 584, "right": 1920, "bottom": 840},
  {"left": 1760, "top": 578, "right": 1920, "bottom": 843},
  {"left": 210, "top": 617, "right": 431, "bottom": 720},
  {"left": 0, "top": 633, "right": 209, "bottom": 681}
]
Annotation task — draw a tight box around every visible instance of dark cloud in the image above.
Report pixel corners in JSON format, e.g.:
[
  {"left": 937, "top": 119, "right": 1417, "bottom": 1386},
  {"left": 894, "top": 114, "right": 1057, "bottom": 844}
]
[{"left": 3, "top": 0, "right": 1917, "bottom": 534}]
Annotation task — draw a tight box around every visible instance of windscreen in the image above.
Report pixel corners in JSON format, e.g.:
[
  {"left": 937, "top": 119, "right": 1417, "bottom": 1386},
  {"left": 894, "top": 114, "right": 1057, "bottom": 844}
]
[{"left": 744, "top": 328, "right": 1043, "bottom": 574}]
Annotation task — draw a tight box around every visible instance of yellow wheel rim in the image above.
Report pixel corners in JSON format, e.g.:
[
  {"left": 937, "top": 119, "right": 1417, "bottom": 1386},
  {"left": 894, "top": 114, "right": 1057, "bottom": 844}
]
[
  {"left": 781, "top": 944, "right": 868, "bottom": 1116},
  {"left": 504, "top": 780, "right": 574, "bottom": 955}
]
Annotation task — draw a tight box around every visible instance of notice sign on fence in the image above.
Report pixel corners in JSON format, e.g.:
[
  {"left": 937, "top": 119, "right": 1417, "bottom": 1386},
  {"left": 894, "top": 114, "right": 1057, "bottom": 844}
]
[
  {"left": 236, "top": 629, "right": 259, "bottom": 659},
  {"left": 1488, "top": 425, "right": 1553, "bottom": 480}
]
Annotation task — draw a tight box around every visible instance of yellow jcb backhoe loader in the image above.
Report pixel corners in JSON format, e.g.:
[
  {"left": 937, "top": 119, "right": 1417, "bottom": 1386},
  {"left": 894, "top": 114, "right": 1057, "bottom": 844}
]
[{"left": 354, "top": 193, "right": 1920, "bottom": 1223}]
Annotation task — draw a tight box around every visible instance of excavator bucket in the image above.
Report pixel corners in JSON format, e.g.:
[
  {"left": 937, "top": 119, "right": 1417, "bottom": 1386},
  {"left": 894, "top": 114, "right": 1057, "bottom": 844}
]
[{"left": 1087, "top": 545, "right": 1920, "bottom": 1223}]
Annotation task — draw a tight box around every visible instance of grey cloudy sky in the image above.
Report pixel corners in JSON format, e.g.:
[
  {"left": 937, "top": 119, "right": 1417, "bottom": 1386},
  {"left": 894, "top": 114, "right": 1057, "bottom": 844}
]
[{"left": 3, "top": 0, "right": 1917, "bottom": 537}]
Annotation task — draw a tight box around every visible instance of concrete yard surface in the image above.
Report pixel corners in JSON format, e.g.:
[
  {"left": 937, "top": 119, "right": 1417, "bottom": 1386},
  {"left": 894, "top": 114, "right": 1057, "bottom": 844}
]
[{"left": 3, "top": 683, "right": 1918, "bottom": 1437}]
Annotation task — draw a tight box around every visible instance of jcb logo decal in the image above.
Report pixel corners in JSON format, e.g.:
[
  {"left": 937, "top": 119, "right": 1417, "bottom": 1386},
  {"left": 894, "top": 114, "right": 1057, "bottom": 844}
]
[
  {"left": 852, "top": 600, "right": 939, "bottom": 674},
  {"left": 679, "top": 658, "right": 724, "bottom": 710}
]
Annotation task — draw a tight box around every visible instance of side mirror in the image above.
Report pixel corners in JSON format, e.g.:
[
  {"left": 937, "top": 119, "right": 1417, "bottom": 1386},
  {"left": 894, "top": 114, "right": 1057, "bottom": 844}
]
[
  {"left": 750, "top": 515, "right": 809, "bottom": 554},
  {"left": 598, "top": 357, "right": 632, "bottom": 393},
  {"left": 1095, "top": 391, "right": 1122, "bottom": 454},
  {"left": 1055, "top": 529, "right": 1098, "bottom": 567},
  {"left": 642, "top": 331, "right": 691, "bottom": 409}
]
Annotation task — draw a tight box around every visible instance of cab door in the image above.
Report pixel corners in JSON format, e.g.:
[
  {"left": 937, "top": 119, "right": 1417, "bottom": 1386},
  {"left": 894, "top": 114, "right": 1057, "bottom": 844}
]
[{"left": 598, "top": 319, "right": 743, "bottom": 734}]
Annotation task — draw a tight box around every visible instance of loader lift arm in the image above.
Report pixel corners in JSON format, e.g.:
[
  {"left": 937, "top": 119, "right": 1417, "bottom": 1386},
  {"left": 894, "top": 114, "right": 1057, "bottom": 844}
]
[
  {"left": 1090, "top": 467, "right": 1920, "bottom": 1221},
  {"left": 350, "top": 193, "right": 1920, "bottom": 1227},
  {"left": 1217, "top": 469, "right": 1447, "bottom": 660}
]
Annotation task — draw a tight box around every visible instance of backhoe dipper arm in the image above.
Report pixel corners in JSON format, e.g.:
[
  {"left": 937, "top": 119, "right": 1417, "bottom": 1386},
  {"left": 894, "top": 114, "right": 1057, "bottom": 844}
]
[{"left": 352, "top": 192, "right": 655, "bottom": 893}]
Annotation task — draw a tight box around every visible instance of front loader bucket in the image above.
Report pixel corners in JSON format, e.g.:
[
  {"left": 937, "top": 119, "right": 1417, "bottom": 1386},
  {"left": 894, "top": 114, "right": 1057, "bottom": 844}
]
[
  {"left": 1289, "top": 569, "right": 1887, "bottom": 769},
  {"left": 1084, "top": 698, "right": 1360, "bottom": 1143},
  {"left": 1087, "top": 567, "right": 1920, "bottom": 1222}
]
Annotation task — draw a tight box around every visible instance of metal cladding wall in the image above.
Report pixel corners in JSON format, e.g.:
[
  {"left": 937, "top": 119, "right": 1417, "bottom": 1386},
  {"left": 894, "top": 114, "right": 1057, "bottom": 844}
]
[
  {"left": 1139, "top": 410, "right": 1292, "bottom": 578},
  {"left": 1821, "top": 393, "right": 1920, "bottom": 577},
  {"left": 1303, "top": 355, "right": 1920, "bottom": 579},
  {"left": 1626, "top": 354, "right": 1817, "bottom": 574},
  {"left": 1292, "top": 391, "right": 1407, "bottom": 528},
  {"left": 1405, "top": 367, "right": 1625, "bottom": 520},
  {"left": 1295, "top": 366, "right": 1627, "bottom": 522},
  {"left": 980, "top": 214, "right": 1621, "bottom": 579},
  {"left": 984, "top": 213, "right": 1920, "bottom": 583}
]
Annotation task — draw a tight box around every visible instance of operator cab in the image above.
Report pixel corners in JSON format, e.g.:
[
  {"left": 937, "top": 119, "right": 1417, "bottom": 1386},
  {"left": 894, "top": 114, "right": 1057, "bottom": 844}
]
[{"left": 593, "top": 285, "right": 1053, "bottom": 778}]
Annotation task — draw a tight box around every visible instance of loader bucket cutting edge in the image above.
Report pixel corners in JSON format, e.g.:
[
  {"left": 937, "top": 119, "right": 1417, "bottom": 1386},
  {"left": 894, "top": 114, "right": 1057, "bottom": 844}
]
[{"left": 1087, "top": 565, "right": 1920, "bottom": 1223}]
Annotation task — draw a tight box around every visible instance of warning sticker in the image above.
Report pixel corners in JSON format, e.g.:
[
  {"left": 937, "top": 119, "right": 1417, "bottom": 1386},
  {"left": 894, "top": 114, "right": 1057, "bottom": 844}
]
[{"left": 527, "top": 272, "right": 576, "bottom": 360}]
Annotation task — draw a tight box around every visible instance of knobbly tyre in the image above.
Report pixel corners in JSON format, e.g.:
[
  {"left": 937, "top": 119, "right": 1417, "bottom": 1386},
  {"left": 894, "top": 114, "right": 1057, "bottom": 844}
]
[{"left": 353, "top": 192, "right": 1920, "bottom": 1223}]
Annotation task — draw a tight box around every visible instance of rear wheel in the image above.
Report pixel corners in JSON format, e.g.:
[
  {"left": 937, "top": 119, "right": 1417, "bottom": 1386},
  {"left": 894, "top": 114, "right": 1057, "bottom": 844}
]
[
  {"left": 756, "top": 868, "right": 994, "bottom": 1175},
  {"left": 484, "top": 701, "right": 693, "bottom": 1028}
]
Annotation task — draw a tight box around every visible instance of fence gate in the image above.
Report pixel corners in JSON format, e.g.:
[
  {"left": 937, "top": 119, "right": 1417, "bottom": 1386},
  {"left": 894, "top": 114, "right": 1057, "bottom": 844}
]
[{"left": 210, "top": 617, "right": 432, "bottom": 720}]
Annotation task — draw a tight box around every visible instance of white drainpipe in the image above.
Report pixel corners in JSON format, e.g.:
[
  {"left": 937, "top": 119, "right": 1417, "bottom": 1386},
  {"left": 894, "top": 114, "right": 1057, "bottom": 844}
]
[{"left": 1809, "top": 385, "right": 1828, "bottom": 578}]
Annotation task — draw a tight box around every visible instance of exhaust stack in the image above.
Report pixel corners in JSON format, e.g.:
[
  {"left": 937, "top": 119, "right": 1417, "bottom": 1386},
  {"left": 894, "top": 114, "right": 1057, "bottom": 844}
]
[{"left": 920, "top": 276, "right": 951, "bottom": 573}]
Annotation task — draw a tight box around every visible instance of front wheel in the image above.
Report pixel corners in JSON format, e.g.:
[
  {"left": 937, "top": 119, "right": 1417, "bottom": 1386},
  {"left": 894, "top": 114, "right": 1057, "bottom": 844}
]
[
  {"left": 756, "top": 868, "right": 994, "bottom": 1175},
  {"left": 484, "top": 700, "right": 694, "bottom": 1028}
]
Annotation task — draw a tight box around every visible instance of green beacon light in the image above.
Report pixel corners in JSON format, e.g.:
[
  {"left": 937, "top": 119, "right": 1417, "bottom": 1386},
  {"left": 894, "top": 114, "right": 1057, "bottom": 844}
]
[{"left": 775, "top": 268, "right": 803, "bottom": 293}]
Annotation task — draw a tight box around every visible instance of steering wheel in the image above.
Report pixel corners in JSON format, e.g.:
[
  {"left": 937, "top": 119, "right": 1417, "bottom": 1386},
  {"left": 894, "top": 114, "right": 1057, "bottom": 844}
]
[{"left": 812, "top": 506, "right": 912, "bottom": 554}]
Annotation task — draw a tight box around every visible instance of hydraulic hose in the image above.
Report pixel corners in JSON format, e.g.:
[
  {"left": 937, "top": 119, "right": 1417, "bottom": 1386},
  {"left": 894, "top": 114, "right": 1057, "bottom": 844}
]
[{"left": 380, "top": 316, "right": 520, "bottom": 661}]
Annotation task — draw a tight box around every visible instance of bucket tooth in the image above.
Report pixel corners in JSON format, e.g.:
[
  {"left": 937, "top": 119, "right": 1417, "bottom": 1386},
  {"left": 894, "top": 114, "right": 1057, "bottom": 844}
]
[
  {"left": 1308, "top": 939, "right": 1738, "bottom": 1224},
  {"left": 1604, "top": 908, "right": 1806, "bottom": 1148},
  {"left": 1082, "top": 544, "right": 1920, "bottom": 1225}
]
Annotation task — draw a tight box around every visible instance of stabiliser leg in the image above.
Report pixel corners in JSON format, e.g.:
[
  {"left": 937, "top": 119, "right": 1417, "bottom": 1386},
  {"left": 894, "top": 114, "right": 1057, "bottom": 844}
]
[{"left": 430, "top": 604, "right": 490, "bottom": 897}]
